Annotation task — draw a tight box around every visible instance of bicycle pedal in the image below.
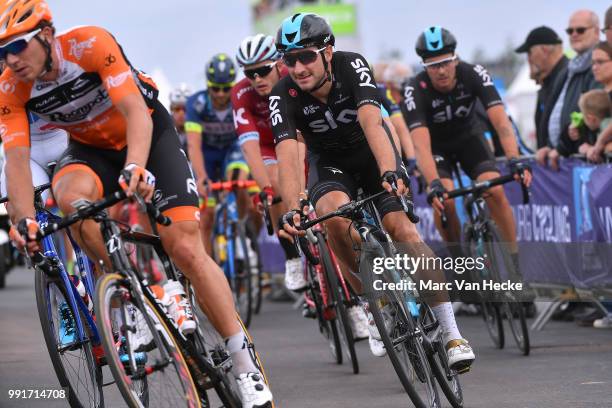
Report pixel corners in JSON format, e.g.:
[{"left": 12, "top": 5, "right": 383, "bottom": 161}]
[{"left": 456, "top": 366, "right": 471, "bottom": 375}]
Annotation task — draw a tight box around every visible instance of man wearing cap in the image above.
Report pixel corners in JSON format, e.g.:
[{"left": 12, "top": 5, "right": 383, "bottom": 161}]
[
  {"left": 544, "top": 9, "right": 601, "bottom": 169},
  {"left": 515, "top": 26, "right": 568, "bottom": 165}
]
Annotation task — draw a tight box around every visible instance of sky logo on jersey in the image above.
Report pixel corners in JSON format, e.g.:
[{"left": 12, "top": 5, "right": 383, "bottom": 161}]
[
  {"left": 473, "top": 65, "right": 494, "bottom": 87},
  {"left": 303, "top": 105, "right": 319, "bottom": 115},
  {"left": 432, "top": 102, "right": 474, "bottom": 123},
  {"left": 350, "top": 58, "right": 376, "bottom": 88},
  {"left": 269, "top": 96, "right": 282, "bottom": 126},
  {"left": 68, "top": 36, "right": 97, "bottom": 60},
  {"left": 403, "top": 86, "right": 416, "bottom": 111},
  {"left": 308, "top": 109, "right": 357, "bottom": 132}
]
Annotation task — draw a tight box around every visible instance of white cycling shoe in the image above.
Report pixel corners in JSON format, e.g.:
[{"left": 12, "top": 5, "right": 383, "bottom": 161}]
[
  {"left": 347, "top": 305, "right": 369, "bottom": 340},
  {"left": 361, "top": 303, "right": 386, "bottom": 357},
  {"left": 446, "top": 339, "right": 475, "bottom": 373},
  {"left": 127, "top": 306, "right": 155, "bottom": 353},
  {"left": 284, "top": 258, "right": 307, "bottom": 291},
  {"left": 236, "top": 372, "right": 273, "bottom": 408}
]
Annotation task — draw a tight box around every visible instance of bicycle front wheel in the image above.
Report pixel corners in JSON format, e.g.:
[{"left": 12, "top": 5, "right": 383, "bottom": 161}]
[
  {"left": 232, "top": 222, "right": 254, "bottom": 328},
  {"left": 361, "top": 235, "right": 440, "bottom": 408},
  {"left": 317, "top": 232, "right": 359, "bottom": 374},
  {"left": 95, "top": 273, "right": 201, "bottom": 408},
  {"left": 35, "top": 269, "right": 103, "bottom": 408}
]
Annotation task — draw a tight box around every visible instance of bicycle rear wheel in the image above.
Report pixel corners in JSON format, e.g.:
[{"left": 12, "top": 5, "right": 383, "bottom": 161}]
[
  {"left": 361, "top": 235, "right": 440, "bottom": 408},
  {"left": 35, "top": 268, "right": 103, "bottom": 408},
  {"left": 484, "top": 224, "right": 530, "bottom": 355},
  {"left": 189, "top": 283, "right": 274, "bottom": 408},
  {"left": 466, "top": 233, "right": 505, "bottom": 349},
  {"left": 317, "top": 232, "right": 359, "bottom": 374},
  {"left": 95, "top": 273, "right": 201, "bottom": 408}
]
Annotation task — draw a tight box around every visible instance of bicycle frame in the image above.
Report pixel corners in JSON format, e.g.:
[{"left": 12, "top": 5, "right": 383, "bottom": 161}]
[
  {"left": 213, "top": 189, "right": 240, "bottom": 282},
  {"left": 35, "top": 196, "right": 100, "bottom": 348}
]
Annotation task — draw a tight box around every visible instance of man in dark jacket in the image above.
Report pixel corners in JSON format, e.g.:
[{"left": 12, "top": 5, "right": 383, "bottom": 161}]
[
  {"left": 515, "top": 26, "right": 569, "bottom": 165},
  {"left": 547, "top": 9, "right": 601, "bottom": 169}
]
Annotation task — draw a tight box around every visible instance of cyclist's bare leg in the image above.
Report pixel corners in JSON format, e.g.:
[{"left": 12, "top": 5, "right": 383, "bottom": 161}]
[
  {"left": 200, "top": 206, "right": 214, "bottom": 255},
  {"left": 478, "top": 171, "right": 518, "bottom": 253},
  {"left": 315, "top": 191, "right": 363, "bottom": 293},
  {"left": 159, "top": 219, "right": 240, "bottom": 336},
  {"left": 227, "top": 166, "right": 250, "bottom": 218},
  {"left": 53, "top": 169, "right": 110, "bottom": 277},
  {"left": 382, "top": 211, "right": 449, "bottom": 306}
]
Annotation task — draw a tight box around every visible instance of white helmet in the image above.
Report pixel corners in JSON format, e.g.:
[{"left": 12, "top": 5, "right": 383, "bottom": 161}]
[
  {"left": 169, "top": 83, "right": 192, "bottom": 106},
  {"left": 236, "top": 34, "right": 280, "bottom": 67}
]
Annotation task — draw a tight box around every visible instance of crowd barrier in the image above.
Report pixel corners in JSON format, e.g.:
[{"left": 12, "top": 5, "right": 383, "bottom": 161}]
[{"left": 257, "top": 157, "right": 612, "bottom": 327}]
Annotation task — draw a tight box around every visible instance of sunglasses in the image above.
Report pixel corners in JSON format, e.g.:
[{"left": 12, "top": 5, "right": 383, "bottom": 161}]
[
  {"left": 209, "top": 85, "right": 232, "bottom": 93},
  {"left": 0, "top": 29, "right": 41, "bottom": 60},
  {"left": 422, "top": 54, "right": 457, "bottom": 70},
  {"left": 244, "top": 61, "right": 277, "bottom": 80},
  {"left": 565, "top": 26, "right": 591, "bottom": 35},
  {"left": 282, "top": 47, "right": 326, "bottom": 68}
]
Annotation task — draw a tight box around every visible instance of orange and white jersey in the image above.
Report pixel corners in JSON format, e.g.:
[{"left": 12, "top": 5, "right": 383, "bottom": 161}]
[{"left": 0, "top": 25, "right": 157, "bottom": 151}]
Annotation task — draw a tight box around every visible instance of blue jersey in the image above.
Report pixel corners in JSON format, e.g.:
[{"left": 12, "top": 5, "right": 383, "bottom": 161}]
[
  {"left": 185, "top": 90, "right": 237, "bottom": 150},
  {"left": 377, "top": 84, "right": 402, "bottom": 117}
]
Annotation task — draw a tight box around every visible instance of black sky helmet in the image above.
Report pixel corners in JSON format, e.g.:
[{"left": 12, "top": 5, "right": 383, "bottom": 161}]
[
  {"left": 275, "top": 13, "right": 335, "bottom": 52},
  {"left": 415, "top": 26, "right": 457, "bottom": 60}
]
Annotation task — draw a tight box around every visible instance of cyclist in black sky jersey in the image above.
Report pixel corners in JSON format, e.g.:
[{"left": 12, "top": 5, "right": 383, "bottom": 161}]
[
  {"left": 272, "top": 13, "right": 475, "bottom": 370},
  {"left": 401, "top": 26, "right": 533, "bottom": 279}
]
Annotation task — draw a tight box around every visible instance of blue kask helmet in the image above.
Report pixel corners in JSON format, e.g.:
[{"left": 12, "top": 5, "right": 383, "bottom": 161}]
[
  {"left": 275, "top": 13, "right": 335, "bottom": 52},
  {"left": 415, "top": 26, "right": 457, "bottom": 59},
  {"left": 206, "top": 53, "right": 237, "bottom": 85}
]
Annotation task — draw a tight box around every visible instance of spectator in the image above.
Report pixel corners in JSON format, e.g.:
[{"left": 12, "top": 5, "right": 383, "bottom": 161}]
[
  {"left": 586, "top": 41, "right": 612, "bottom": 161},
  {"left": 546, "top": 9, "right": 601, "bottom": 170},
  {"left": 372, "top": 61, "right": 389, "bottom": 84},
  {"left": 569, "top": 89, "right": 611, "bottom": 155},
  {"left": 515, "top": 26, "right": 568, "bottom": 165},
  {"left": 603, "top": 6, "right": 612, "bottom": 46}
]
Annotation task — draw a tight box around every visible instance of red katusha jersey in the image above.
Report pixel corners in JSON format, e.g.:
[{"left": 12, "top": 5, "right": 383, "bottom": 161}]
[{"left": 230, "top": 68, "right": 287, "bottom": 161}]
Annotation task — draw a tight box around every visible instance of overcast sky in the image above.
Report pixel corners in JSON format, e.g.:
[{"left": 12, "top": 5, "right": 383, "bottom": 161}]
[{"left": 51, "top": 1, "right": 610, "bottom": 92}]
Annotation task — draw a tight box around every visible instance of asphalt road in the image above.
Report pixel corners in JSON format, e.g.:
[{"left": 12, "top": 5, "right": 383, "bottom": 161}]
[{"left": 1, "top": 267, "right": 611, "bottom": 408}]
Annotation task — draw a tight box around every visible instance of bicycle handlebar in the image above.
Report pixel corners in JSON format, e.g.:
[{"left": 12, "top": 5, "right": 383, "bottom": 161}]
[
  {"left": 209, "top": 180, "right": 258, "bottom": 191},
  {"left": 262, "top": 195, "right": 282, "bottom": 236}
]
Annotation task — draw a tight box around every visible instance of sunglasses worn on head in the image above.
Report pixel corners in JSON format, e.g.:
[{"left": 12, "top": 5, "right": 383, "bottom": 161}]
[
  {"left": 210, "top": 85, "right": 232, "bottom": 93},
  {"left": 422, "top": 55, "right": 457, "bottom": 70},
  {"left": 282, "top": 47, "right": 326, "bottom": 68},
  {"left": 244, "top": 62, "right": 277, "bottom": 80},
  {"left": 566, "top": 26, "right": 590, "bottom": 35},
  {"left": 0, "top": 29, "right": 41, "bottom": 60}
]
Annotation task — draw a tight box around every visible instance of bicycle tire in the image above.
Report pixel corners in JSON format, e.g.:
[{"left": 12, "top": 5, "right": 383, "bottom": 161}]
[
  {"left": 246, "top": 220, "right": 264, "bottom": 315},
  {"left": 481, "top": 302, "right": 504, "bottom": 349},
  {"left": 361, "top": 233, "right": 440, "bottom": 408},
  {"left": 35, "top": 268, "right": 103, "bottom": 408},
  {"left": 305, "top": 262, "right": 341, "bottom": 364},
  {"left": 95, "top": 273, "right": 201, "bottom": 408},
  {"left": 421, "top": 304, "right": 464, "bottom": 408},
  {"left": 233, "top": 222, "right": 253, "bottom": 328},
  {"left": 316, "top": 232, "right": 359, "bottom": 374},
  {"left": 465, "top": 231, "right": 505, "bottom": 349},
  {"left": 484, "top": 223, "right": 530, "bottom": 355}
]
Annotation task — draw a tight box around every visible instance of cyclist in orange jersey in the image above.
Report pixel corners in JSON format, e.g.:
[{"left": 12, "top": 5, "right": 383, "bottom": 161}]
[{"left": 0, "top": 1, "right": 272, "bottom": 405}]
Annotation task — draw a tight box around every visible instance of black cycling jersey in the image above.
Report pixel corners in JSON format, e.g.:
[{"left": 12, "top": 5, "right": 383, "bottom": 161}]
[
  {"left": 271, "top": 51, "right": 382, "bottom": 153},
  {"left": 401, "top": 60, "right": 503, "bottom": 143}
]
